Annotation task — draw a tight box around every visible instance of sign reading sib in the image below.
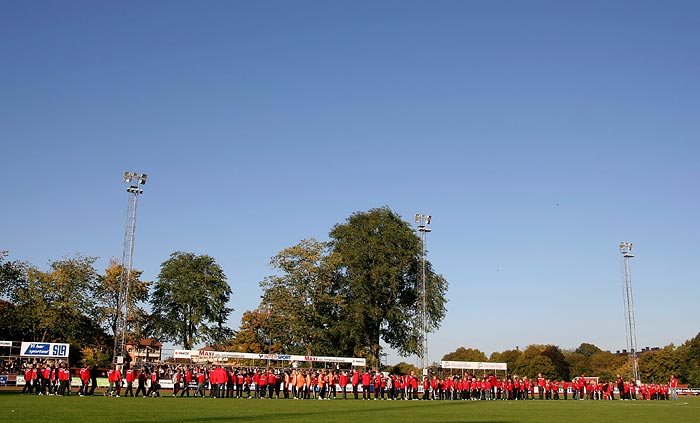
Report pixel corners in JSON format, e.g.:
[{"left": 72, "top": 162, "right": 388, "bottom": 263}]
[{"left": 20, "top": 342, "right": 70, "bottom": 358}]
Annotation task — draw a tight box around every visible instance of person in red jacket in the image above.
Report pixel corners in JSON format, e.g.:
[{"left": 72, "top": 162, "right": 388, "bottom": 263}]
[
  {"left": 147, "top": 369, "right": 161, "bottom": 397},
  {"left": 257, "top": 369, "right": 268, "bottom": 399},
  {"left": 125, "top": 367, "right": 135, "bottom": 397},
  {"left": 329, "top": 370, "right": 338, "bottom": 399},
  {"left": 180, "top": 367, "right": 192, "bottom": 397},
  {"left": 194, "top": 368, "right": 206, "bottom": 397},
  {"left": 217, "top": 365, "right": 228, "bottom": 398},
  {"left": 22, "top": 366, "right": 33, "bottom": 395},
  {"left": 79, "top": 365, "right": 91, "bottom": 396},
  {"left": 106, "top": 364, "right": 116, "bottom": 397},
  {"left": 267, "top": 369, "right": 276, "bottom": 399},
  {"left": 135, "top": 369, "right": 148, "bottom": 397},
  {"left": 30, "top": 364, "right": 40, "bottom": 395},
  {"left": 39, "top": 363, "right": 51, "bottom": 396},
  {"left": 236, "top": 371, "right": 244, "bottom": 398},
  {"left": 361, "top": 369, "right": 371, "bottom": 400},
  {"left": 50, "top": 365, "right": 58, "bottom": 395},
  {"left": 670, "top": 374, "right": 679, "bottom": 400},
  {"left": 537, "top": 373, "right": 546, "bottom": 400},
  {"left": 114, "top": 365, "right": 123, "bottom": 397},
  {"left": 57, "top": 362, "right": 71, "bottom": 396},
  {"left": 339, "top": 370, "right": 349, "bottom": 399},
  {"left": 351, "top": 369, "right": 360, "bottom": 399}
]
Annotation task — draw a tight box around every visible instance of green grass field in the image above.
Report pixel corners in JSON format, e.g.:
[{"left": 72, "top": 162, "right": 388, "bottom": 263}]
[{"left": 2, "top": 391, "right": 699, "bottom": 423}]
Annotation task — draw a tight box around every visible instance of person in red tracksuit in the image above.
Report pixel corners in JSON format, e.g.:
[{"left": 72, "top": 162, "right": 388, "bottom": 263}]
[
  {"left": 135, "top": 370, "right": 148, "bottom": 397},
  {"left": 217, "top": 366, "right": 228, "bottom": 398},
  {"left": 257, "top": 369, "right": 268, "bottom": 398},
  {"left": 79, "top": 365, "right": 90, "bottom": 396},
  {"left": 22, "top": 366, "right": 33, "bottom": 395},
  {"left": 112, "top": 365, "right": 123, "bottom": 397},
  {"left": 106, "top": 365, "right": 116, "bottom": 396},
  {"left": 50, "top": 365, "right": 58, "bottom": 395},
  {"left": 351, "top": 370, "right": 360, "bottom": 399},
  {"left": 40, "top": 363, "right": 51, "bottom": 395},
  {"left": 179, "top": 367, "right": 192, "bottom": 397},
  {"left": 267, "top": 369, "right": 276, "bottom": 399},
  {"left": 208, "top": 365, "right": 218, "bottom": 398},
  {"left": 361, "top": 370, "right": 371, "bottom": 400},
  {"left": 147, "top": 370, "right": 161, "bottom": 397},
  {"left": 236, "top": 371, "right": 244, "bottom": 398},
  {"left": 339, "top": 370, "right": 349, "bottom": 399},
  {"left": 58, "top": 362, "right": 71, "bottom": 396},
  {"left": 125, "top": 367, "right": 135, "bottom": 397},
  {"left": 373, "top": 371, "right": 382, "bottom": 400},
  {"left": 537, "top": 373, "right": 546, "bottom": 399},
  {"left": 194, "top": 368, "right": 206, "bottom": 397}
]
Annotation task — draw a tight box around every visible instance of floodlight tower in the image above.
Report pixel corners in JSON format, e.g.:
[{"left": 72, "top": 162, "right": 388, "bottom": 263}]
[
  {"left": 619, "top": 241, "right": 640, "bottom": 384},
  {"left": 415, "top": 213, "right": 432, "bottom": 373},
  {"left": 114, "top": 171, "right": 147, "bottom": 364}
]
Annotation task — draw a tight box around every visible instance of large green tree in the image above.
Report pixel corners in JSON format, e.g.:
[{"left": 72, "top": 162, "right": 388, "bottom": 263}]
[
  {"left": 150, "top": 252, "right": 233, "bottom": 349},
  {"left": 0, "top": 252, "right": 108, "bottom": 365},
  {"left": 93, "top": 258, "right": 151, "bottom": 342},
  {"left": 442, "top": 347, "right": 488, "bottom": 362},
  {"left": 2, "top": 254, "right": 100, "bottom": 342},
  {"left": 589, "top": 350, "right": 626, "bottom": 382},
  {"left": 512, "top": 345, "right": 557, "bottom": 379},
  {"left": 226, "top": 308, "right": 276, "bottom": 354},
  {"left": 490, "top": 349, "right": 523, "bottom": 372},
  {"left": 329, "top": 207, "right": 448, "bottom": 367},
  {"left": 676, "top": 333, "right": 700, "bottom": 386},
  {"left": 257, "top": 238, "right": 342, "bottom": 355}
]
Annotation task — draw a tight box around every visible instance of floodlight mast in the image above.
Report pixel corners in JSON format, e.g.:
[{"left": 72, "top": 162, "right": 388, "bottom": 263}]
[
  {"left": 619, "top": 241, "right": 640, "bottom": 384},
  {"left": 114, "top": 172, "right": 147, "bottom": 365},
  {"left": 415, "top": 213, "right": 432, "bottom": 373}
]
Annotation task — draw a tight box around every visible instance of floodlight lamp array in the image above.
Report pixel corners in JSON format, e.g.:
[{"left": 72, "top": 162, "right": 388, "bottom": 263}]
[
  {"left": 619, "top": 242, "right": 634, "bottom": 257},
  {"left": 124, "top": 171, "right": 148, "bottom": 185}
]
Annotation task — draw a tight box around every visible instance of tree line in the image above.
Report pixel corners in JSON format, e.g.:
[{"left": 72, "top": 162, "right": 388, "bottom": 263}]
[
  {"left": 0, "top": 207, "right": 448, "bottom": 369},
  {"left": 2, "top": 206, "right": 696, "bottom": 386},
  {"left": 0, "top": 250, "right": 232, "bottom": 365},
  {"left": 435, "top": 339, "right": 700, "bottom": 386}
]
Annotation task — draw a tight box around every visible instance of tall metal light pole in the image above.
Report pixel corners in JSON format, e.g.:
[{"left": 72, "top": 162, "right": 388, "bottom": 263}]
[
  {"left": 114, "top": 171, "right": 147, "bottom": 364},
  {"left": 619, "top": 241, "right": 640, "bottom": 384},
  {"left": 415, "top": 213, "right": 431, "bottom": 373}
]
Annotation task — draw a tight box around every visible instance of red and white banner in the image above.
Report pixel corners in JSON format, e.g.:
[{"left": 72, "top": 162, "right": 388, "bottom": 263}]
[
  {"left": 174, "top": 349, "right": 366, "bottom": 367},
  {"left": 441, "top": 361, "right": 507, "bottom": 371}
]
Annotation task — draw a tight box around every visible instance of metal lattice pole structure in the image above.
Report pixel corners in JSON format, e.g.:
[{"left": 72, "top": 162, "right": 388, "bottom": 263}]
[
  {"left": 619, "top": 241, "right": 640, "bottom": 384},
  {"left": 415, "top": 213, "right": 432, "bottom": 373},
  {"left": 114, "top": 172, "right": 147, "bottom": 364}
]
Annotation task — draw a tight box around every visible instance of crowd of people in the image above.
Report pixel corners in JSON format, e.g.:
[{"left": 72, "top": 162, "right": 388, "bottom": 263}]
[
  {"left": 15, "top": 360, "right": 681, "bottom": 402},
  {"left": 19, "top": 361, "right": 76, "bottom": 396}
]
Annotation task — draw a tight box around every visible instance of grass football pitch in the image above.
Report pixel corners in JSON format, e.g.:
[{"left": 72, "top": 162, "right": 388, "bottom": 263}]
[{"left": 2, "top": 391, "right": 699, "bottom": 423}]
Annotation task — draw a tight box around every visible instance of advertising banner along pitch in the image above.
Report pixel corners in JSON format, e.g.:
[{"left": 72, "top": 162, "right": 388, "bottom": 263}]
[{"left": 20, "top": 342, "right": 70, "bottom": 358}]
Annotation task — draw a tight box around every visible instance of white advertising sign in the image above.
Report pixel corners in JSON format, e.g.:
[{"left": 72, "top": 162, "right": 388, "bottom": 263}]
[
  {"left": 174, "top": 350, "right": 366, "bottom": 367},
  {"left": 441, "top": 361, "right": 507, "bottom": 371},
  {"left": 20, "top": 342, "right": 70, "bottom": 358}
]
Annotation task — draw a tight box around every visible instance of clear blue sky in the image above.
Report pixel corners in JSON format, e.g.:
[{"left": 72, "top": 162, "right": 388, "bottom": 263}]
[{"left": 2, "top": 1, "right": 699, "bottom": 364}]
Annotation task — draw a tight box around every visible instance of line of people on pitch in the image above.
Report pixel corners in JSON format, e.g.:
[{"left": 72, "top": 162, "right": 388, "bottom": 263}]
[{"left": 20, "top": 361, "right": 73, "bottom": 396}]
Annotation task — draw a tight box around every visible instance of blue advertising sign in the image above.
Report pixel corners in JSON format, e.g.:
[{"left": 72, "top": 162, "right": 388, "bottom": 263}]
[{"left": 20, "top": 342, "right": 69, "bottom": 358}]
